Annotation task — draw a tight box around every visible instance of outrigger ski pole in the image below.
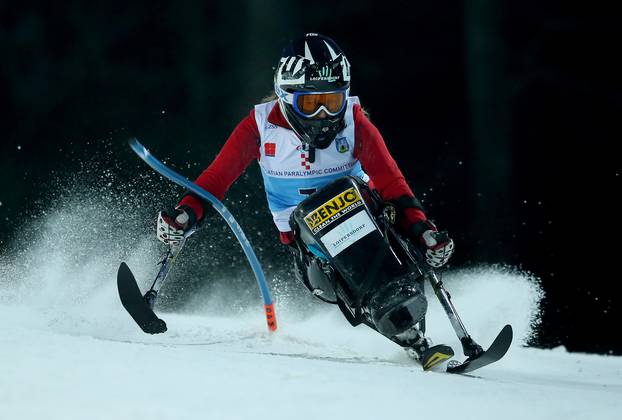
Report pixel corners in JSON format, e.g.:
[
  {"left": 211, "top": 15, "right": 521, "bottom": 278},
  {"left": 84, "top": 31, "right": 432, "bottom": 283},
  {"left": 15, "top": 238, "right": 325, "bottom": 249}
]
[
  {"left": 422, "top": 265, "right": 513, "bottom": 374},
  {"left": 117, "top": 226, "right": 196, "bottom": 334},
  {"left": 144, "top": 226, "right": 197, "bottom": 309},
  {"left": 406, "top": 233, "right": 514, "bottom": 374}
]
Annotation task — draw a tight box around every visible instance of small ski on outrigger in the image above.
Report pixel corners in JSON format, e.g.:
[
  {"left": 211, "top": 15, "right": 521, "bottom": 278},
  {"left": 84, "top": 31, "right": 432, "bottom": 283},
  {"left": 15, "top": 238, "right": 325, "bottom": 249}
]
[
  {"left": 400, "top": 232, "right": 513, "bottom": 374},
  {"left": 446, "top": 324, "right": 513, "bottom": 374},
  {"left": 419, "top": 250, "right": 513, "bottom": 374},
  {"left": 117, "top": 226, "right": 195, "bottom": 334},
  {"left": 117, "top": 262, "right": 168, "bottom": 334}
]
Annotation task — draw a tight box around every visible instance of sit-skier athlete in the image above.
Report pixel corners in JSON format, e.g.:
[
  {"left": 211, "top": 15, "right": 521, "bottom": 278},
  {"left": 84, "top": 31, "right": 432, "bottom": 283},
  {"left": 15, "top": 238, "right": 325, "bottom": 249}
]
[{"left": 155, "top": 33, "right": 455, "bottom": 369}]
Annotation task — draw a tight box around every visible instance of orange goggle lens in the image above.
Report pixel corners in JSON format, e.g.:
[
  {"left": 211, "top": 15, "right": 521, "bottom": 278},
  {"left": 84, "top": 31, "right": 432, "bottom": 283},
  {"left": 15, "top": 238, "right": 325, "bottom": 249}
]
[{"left": 295, "top": 92, "right": 346, "bottom": 116}]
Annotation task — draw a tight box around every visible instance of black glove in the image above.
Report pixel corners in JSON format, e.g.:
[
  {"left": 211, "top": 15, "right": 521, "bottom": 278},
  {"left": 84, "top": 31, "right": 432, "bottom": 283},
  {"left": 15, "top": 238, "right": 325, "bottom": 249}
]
[
  {"left": 410, "top": 221, "right": 455, "bottom": 268},
  {"left": 156, "top": 205, "right": 197, "bottom": 246}
]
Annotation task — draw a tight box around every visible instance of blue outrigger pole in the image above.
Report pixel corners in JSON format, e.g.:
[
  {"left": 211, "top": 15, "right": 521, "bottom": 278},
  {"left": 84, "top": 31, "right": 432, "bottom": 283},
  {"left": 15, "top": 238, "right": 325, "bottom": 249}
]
[{"left": 129, "top": 138, "right": 277, "bottom": 332}]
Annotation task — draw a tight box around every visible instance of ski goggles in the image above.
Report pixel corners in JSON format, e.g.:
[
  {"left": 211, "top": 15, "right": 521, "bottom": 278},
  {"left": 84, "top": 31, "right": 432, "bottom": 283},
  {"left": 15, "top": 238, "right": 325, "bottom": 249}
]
[{"left": 291, "top": 89, "right": 348, "bottom": 119}]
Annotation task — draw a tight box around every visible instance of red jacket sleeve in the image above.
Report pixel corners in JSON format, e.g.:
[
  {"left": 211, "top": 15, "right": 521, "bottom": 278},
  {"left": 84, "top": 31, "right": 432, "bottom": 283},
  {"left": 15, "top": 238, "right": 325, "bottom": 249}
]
[
  {"left": 178, "top": 109, "right": 260, "bottom": 220},
  {"left": 353, "top": 104, "right": 427, "bottom": 228}
]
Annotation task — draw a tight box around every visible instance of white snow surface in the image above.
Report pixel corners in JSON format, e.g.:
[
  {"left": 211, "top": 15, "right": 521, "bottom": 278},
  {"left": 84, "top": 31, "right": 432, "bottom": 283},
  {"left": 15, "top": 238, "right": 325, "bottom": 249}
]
[{"left": 1, "top": 201, "right": 621, "bottom": 420}]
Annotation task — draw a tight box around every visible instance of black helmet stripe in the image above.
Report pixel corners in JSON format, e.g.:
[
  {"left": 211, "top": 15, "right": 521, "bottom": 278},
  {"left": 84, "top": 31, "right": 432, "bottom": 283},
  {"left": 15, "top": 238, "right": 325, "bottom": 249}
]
[
  {"left": 304, "top": 41, "right": 316, "bottom": 64},
  {"left": 323, "top": 40, "right": 339, "bottom": 60},
  {"left": 285, "top": 56, "right": 296, "bottom": 71},
  {"left": 292, "top": 57, "right": 304, "bottom": 75}
]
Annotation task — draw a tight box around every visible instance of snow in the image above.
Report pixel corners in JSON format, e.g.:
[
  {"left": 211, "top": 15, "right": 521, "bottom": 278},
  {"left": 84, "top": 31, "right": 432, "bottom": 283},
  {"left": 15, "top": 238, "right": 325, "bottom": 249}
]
[
  {"left": 1, "top": 301, "right": 621, "bottom": 420},
  {"left": 2, "top": 264, "right": 620, "bottom": 420},
  {"left": 1, "top": 200, "right": 621, "bottom": 419}
]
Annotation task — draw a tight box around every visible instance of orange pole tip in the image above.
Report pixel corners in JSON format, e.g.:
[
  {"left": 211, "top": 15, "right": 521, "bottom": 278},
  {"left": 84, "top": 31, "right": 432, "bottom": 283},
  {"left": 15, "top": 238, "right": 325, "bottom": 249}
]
[{"left": 264, "top": 303, "right": 278, "bottom": 332}]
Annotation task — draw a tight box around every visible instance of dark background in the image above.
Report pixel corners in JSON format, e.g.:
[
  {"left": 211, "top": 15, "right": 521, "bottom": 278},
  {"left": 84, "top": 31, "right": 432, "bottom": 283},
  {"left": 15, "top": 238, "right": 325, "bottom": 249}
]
[{"left": 1, "top": 1, "right": 620, "bottom": 354}]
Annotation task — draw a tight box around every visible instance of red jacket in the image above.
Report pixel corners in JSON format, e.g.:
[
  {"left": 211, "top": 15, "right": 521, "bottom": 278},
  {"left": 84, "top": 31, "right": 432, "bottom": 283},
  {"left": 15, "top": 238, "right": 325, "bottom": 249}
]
[{"left": 179, "top": 102, "right": 427, "bottom": 235}]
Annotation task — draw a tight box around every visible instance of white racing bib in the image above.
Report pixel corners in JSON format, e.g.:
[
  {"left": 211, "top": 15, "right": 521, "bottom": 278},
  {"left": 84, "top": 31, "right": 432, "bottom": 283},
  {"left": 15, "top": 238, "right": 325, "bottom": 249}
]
[{"left": 254, "top": 97, "right": 368, "bottom": 231}]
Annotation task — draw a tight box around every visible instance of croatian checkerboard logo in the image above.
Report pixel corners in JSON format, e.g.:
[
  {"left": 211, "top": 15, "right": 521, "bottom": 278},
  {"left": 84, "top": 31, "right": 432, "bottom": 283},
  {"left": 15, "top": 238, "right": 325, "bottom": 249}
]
[{"left": 265, "top": 142, "right": 276, "bottom": 157}]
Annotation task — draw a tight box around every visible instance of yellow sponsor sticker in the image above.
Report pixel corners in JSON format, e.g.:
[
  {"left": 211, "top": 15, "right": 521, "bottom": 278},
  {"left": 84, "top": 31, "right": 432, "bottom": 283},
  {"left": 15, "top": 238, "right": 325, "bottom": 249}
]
[
  {"left": 423, "top": 352, "right": 452, "bottom": 370},
  {"left": 304, "top": 187, "right": 363, "bottom": 234}
]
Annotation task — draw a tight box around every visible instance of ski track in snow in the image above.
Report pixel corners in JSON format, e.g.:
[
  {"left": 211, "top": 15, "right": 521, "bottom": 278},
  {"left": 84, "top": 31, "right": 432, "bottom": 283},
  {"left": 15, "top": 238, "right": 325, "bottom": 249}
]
[{"left": 1, "top": 197, "right": 621, "bottom": 419}]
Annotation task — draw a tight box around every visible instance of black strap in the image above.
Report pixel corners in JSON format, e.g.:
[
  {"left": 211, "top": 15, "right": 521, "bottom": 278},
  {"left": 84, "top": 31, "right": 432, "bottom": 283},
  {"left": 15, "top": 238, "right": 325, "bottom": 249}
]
[
  {"left": 410, "top": 220, "right": 435, "bottom": 240},
  {"left": 177, "top": 191, "right": 207, "bottom": 221},
  {"left": 308, "top": 145, "right": 316, "bottom": 163},
  {"left": 391, "top": 195, "right": 426, "bottom": 212}
]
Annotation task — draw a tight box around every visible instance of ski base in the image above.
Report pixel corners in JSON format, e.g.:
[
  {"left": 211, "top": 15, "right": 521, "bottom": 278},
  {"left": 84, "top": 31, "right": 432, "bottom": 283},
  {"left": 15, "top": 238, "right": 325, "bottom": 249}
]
[
  {"left": 447, "top": 324, "right": 513, "bottom": 374},
  {"left": 117, "top": 262, "right": 167, "bottom": 334}
]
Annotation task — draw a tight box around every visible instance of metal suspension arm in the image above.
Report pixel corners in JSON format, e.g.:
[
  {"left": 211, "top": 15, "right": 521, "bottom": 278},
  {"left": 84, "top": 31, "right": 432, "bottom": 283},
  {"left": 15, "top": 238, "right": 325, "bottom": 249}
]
[{"left": 422, "top": 266, "right": 483, "bottom": 357}]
